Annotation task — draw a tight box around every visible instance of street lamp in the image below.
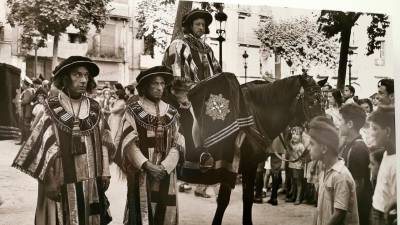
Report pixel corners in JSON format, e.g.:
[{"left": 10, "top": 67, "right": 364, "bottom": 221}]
[
  {"left": 348, "top": 45, "right": 358, "bottom": 85},
  {"left": 242, "top": 50, "right": 248, "bottom": 83},
  {"left": 31, "top": 32, "right": 41, "bottom": 78},
  {"left": 215, "top": 9, "right": 227, "bottom": 68}
]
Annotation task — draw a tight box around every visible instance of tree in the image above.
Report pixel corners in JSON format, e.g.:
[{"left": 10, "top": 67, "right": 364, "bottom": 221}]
[
  {"left": 317, "top": 11, "right": 390, "bottom": 90},
  {"left": 135, "top": 0, "right": 177, "bottom": 53},
  {"left": 7, "top": 0, "right": 112, "bottom": 69},
  {"left": 256, "top": 16, "right": 339, "bottom": 73},
  {"left": 171, "top": 1, "right": 193, "bottom": 41}
]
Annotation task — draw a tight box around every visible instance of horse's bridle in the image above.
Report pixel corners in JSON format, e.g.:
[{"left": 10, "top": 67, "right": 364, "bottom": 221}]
[{"left": 275, "top": 86, "right": 321, "bottom": 163}]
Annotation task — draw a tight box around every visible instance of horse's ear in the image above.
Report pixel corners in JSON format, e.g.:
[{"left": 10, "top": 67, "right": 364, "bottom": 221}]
[
  {"left": 317, "top": 78, "right": 328, "bottom": 87},
  {"left": 299, "top": 74, "right": 309, "bottom": 87}
]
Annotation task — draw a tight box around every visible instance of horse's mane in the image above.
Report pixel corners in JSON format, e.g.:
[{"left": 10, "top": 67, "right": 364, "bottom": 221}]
[{"left": 242, "top": 76, "right": 301, "bottom": 107}]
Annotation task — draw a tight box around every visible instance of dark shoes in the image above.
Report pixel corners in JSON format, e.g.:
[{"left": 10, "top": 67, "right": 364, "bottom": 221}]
[
  {"left": 253, "top": 196, "right": 263, "bottom": 204},
  {"left": 178, "top": 183, "right": 192, "bottom": 192},
  {"left": 194, "top": 191, "right": 211, "bottom": 198},
  {"left": 267, "top": 198, "right": 278, "bottom": 206},
  {"left": 285, "top": 197, "right": 295, "bottom": 203}
]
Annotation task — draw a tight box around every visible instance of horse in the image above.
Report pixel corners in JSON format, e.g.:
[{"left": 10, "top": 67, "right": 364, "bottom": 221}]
[{"left": 168, "top": 74, "right": 324, "bottom": 225}]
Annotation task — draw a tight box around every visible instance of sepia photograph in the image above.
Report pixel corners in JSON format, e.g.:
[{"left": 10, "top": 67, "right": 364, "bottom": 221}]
[{"left": 0, "top": 0, "right": 397, "bottom": 225}]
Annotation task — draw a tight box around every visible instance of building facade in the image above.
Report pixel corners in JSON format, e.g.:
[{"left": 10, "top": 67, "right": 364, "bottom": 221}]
[
  {"left": 1, "top": 1, "right": 394, "bottom": 97},
  {"left": 0, "top": 0, "right": 148, "bottom": 87}
]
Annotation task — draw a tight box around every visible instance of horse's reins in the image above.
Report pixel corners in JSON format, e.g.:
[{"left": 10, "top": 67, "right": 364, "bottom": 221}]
[{"left": 274, "top": 89, "right": 310, "bottom": 163}]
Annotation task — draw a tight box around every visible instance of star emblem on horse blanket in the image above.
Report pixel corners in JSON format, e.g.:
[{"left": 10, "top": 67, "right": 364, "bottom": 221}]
[{"left": 205, "top": 94, "right": 231, "bottom": 121}]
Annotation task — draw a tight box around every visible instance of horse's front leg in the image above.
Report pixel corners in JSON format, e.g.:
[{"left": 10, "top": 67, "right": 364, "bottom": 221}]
[
  {"left": 212, "top": 183, "right": 232, "bottom": 225},
  {"left": 242, "top": 162, "right": 257, "bottom": 225}
]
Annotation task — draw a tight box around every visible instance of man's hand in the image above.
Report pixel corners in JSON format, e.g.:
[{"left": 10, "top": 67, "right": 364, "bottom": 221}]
[
  {"left": 144, "top": 161, "right": 167, "bottom": 180},
  {"left": 384, "top": 198, "right": 397, "bottom": 222},
  {"left": 102, "top": 177, "right": 111, "bottom": 191},
  {"left": 44, "top": 166, "right": 61, "bottom": 202}
]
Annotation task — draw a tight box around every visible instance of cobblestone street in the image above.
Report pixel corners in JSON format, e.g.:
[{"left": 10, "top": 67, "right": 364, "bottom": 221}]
[{"left": 0, "top": 140, "right": 314, "bottom": 225}]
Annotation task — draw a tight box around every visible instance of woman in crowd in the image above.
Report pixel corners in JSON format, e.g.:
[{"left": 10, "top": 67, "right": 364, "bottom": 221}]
[
  {"left": 125, "top": 84, "right": 139, "bottom": 105},
  {"left": 357, "top": 98, "right": 374, "bottom": 145},
  {"left": 108, "top": 89, "right": 126, "bottom": 141},
  {"left": 325, "top": 89, "right": 343, "bottom": 128},
  {"left": 30, "top": 87, "right": 47, "bottom": 130},
  {"left": 101, "top": 88, "right": 112, "bottom": 121},
  {"left": 286, "top": 126, "right": 305, "bottom": 205}
]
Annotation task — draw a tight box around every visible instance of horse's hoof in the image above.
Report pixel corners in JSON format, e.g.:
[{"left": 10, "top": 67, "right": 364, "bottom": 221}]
[{"left": 267, "top": 198, "right": 278, "bottom": 206}]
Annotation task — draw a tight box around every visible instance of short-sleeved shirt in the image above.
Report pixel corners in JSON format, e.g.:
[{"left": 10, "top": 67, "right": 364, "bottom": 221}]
[
  {"left": 372, "top": 151, "right": 397, "bottom": 212},
  {"left": 315, "top": 160, "right": 360, "bottom": 225}
]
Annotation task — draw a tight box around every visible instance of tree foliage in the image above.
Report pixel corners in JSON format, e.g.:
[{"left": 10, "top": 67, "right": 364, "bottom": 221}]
[
  {"left": 256, "top": 16, "right": 340, "bottom": 70},
  {"left": 318, "top": 11, "right": 389, "bottom": 56},
  {"left": 7, "top": 0, "right": 112, "bottom": 51},
  {"left": 135, "top": 0, "right": 176, "bottom": 52},
  {"left": 317, "top": 10, "right": 390, "bottom": 90}
]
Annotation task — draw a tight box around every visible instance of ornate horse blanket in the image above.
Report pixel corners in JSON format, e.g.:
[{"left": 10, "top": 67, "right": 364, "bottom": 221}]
[{"left": 178, "top": 72, "right": 255, "bottom": 187}]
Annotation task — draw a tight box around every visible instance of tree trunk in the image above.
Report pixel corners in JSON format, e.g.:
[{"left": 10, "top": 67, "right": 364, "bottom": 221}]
[
  {"left": 171, "top": 1, "right": 193, "bottom": 41},
  {"left": 336, "top": 26, "right": 352, "bottom": 91},
  {"left": 274, "top": 52, "right": 281, "bottom": 79},
  {"left": 52, "top": 34, "right": 60, "bottom": 70}
]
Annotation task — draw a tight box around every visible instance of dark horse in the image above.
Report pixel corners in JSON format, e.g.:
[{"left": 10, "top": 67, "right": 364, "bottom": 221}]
[{"left": 168, "top": 74, "right": 324, "bottom": 225}]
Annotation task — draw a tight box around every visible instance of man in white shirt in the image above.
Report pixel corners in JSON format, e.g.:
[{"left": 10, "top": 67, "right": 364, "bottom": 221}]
[
  {"left": 368, "top": 106, "right": 396, "bottom": 225},
  {"left": 376, "top": 78, "right": 394, "bottom": 107},
  {"left": 343, "top": 85, "right": 356, "bottom": 105}
]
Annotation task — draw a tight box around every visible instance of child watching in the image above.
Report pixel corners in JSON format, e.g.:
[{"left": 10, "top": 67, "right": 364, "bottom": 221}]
[{"left": 309, "top": 116, "right": 359, "bottom": 225}]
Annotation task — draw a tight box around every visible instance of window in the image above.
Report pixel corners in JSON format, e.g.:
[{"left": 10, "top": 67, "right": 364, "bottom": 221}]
[
  {"left": 259, "top": 15, "right": 270, "bottom": 23},
  {"left": 68, "top": 33, "right": 87, "bottom": 43},
  {"left": 0, "top": 23, "right": 4, "bottom": 41},
  {"left": 100, "top": 24, "right": 116, "bottom": 57},
  {"left": 374, "top": 41, "right": 385, "bottom": 66},
  {"left": 143, "top": 35, "right": 155, "bottom": 58},
  {"left": 238, "top": 16, "right": 246, "bottom": 43}
]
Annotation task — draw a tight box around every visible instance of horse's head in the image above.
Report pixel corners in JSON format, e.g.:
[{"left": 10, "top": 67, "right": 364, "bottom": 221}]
[{"left": 292, "top": 75, "right": 325, "bottom": 125}]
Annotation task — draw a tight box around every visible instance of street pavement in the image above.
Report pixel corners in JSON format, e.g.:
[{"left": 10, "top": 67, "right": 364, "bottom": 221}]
[{"left": 0, "top": 140, "right": 314, "bottom": 225}]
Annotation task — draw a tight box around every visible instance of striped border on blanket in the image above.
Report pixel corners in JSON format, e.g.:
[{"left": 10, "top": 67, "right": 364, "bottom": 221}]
[{"left": 203, "top": 115, "right": 254, "bottom": 148}]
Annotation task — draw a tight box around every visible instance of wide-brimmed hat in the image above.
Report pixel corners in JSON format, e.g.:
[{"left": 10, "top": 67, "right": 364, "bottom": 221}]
[
  {"left": 182, "top": 9, "right": 213, "bottom": 27},
  {"left": 136, "top": 66, "right": 173, "bottom": 89},
  {"left": 52, "top": 56, "right": 99, "bottom": 78}
]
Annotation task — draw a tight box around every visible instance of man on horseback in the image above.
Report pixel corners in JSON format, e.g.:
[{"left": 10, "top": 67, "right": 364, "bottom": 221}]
[
  {"left": 163, "top": 9, "right": 222, "bottom": 198},
  {"left": 163, "top": 9, "right": 221, "bottom": 85},
  {"left": 114, "top": 66, "right": 185, "bottom": 225}
]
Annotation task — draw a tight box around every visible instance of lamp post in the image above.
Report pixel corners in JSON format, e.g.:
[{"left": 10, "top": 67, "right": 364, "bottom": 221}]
[
  {"left": 348, "top": 59, "right": 352, "bottom": 86},
  {"left": 348, "top": 45, "right": 358, "bottom": 86},
  {"left": 215, "top": 9, "right": 227, "bottom": 68},
  {"left": 31, "top": 33, "right": 40, "bottom": 78},
  {"left": 242, "top": 50, "right": 248, "bottom": 83}
]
